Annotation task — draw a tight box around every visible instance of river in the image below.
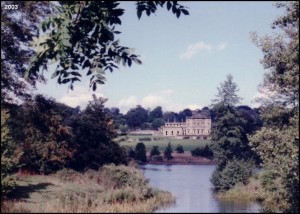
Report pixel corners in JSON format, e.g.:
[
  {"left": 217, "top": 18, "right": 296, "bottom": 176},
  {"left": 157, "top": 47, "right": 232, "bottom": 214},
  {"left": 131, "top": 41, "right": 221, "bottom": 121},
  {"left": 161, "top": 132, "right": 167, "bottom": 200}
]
[{"left": 140, "top": 164, "right": 261, "bottom": 213}]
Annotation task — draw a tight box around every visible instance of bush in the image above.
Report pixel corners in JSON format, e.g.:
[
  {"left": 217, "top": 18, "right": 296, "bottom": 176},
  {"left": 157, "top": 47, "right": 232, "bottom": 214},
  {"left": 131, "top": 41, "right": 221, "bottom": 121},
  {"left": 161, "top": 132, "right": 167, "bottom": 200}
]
[
  {"left": 164, "top": 142, "right": 173, "bottom": 160},
  {"left": 210, "top": 159, "right": 254, "bottom": 192},
  {"left": 176, "top": 144, "right": 184, "bottom": 153},
  {"left": 191, "top": 145, "right": 213, "bottom": 158},
  {"left": 134, "top": 142, "right": 147, "bottom": 162},
  {"left": 150, "top": 146, "right": 161, "bottom": 157},
  {"left": 138, "top": 137, "right": 151, "bottom": 141}
]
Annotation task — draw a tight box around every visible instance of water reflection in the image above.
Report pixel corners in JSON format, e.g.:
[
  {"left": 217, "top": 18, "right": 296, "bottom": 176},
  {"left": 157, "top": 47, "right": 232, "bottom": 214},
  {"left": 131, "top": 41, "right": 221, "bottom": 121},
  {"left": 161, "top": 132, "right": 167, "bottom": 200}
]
[{"left": 140, "top": 164, "right": 260, "bottom": 213}]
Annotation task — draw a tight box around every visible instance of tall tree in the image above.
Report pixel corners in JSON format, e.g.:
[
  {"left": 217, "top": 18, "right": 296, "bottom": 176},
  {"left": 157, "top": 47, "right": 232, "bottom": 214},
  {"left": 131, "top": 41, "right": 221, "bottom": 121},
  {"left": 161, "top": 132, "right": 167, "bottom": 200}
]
[
  {"left": 25, "top": 1, "right": 189, "bottom": 91},
  {"left": 212, "top": 74, "right": 242, "bottom": 106},
  {"left": 250, "top": 2, "right": 299, "bottom": 212},
  {"left": 210, "top": 75, "right": 254, "bottom": 192}
]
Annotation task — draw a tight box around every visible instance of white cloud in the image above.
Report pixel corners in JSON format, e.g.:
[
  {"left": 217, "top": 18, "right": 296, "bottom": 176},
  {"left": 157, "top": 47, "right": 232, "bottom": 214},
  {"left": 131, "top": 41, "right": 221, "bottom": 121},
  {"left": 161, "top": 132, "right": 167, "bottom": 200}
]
[
  {"left": 118, "top": 95, "right": 138, "bottom": 112},
  {"left": 217, "top": 43, "right": 228, "bottom": 51},
  {"left": 117, "top": 90, "right": 203, "bottom": 113},
  {"left": 179, "top": 41, "right": 228, "bottom": 60},
  {"left": 180, "top": 42, "right": 212, "bottom": 59},
  {"left": 58, "top": 85, "right": 105, "bottom": 108}
]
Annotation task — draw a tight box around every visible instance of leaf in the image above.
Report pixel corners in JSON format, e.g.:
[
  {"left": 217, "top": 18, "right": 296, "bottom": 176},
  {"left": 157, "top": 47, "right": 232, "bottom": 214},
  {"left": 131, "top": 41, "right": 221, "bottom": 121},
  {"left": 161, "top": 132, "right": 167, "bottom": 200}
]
[
  {"left": 92, "top": 82, "right": 97, "bottom": 91},
  {"left": 181, "top": 9, "right": 189, "bottom": 15},
  {"left": 42, "top": 22, "right": 46, "bottom": 32},
  {"left": 61, "top": 78, "right": 70, "bottom": 84},
  {"left": 128, "top": 58, "right": 132, "bottom": 67},
  {"left": 167, "top": 1, "right": 172, "bottom": 11},
  {"left": 71, "top": 72, "right": 82, "bottom": 77},
  {"left": 176, "top": 10, "right": 180, "bottom": 18},
  {"left": 83, "top": 60, "right": 91, "bottom": 69},
  {"left": 137, "top": 9, "right": 142, "bottom": 19},
  {"left": 87, "top": 69, "right": 92, "bottom": 75},
  {"left": 51, "top": 70, "right": 60, "bottom": 79}
]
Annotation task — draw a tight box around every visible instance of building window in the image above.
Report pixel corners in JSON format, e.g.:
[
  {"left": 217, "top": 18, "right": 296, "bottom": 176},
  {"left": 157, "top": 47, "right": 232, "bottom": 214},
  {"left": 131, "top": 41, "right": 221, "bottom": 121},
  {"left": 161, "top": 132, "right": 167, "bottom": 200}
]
[
  {"left": 177, "top": 131, "right": 179, "bottom": 135},
  {"left": 171, "top": 131, "right": 173, "bottom": 135},
  {"left": 166, "top": 131, "right": 168, "bottom": 135}
]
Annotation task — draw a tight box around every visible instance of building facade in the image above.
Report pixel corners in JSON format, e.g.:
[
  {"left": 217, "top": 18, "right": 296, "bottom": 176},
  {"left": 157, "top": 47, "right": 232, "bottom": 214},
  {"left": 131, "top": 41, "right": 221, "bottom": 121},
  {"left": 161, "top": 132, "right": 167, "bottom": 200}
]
[{"left": 160, "top": 110, "right": 211, "bottom": 139}]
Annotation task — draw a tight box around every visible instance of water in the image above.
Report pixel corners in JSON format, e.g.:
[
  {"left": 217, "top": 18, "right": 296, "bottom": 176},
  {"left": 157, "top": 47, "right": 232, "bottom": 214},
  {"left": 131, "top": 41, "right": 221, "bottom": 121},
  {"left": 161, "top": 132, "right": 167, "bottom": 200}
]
[{"left": 140, "top": 164, "right": 261, "bottom": 213}]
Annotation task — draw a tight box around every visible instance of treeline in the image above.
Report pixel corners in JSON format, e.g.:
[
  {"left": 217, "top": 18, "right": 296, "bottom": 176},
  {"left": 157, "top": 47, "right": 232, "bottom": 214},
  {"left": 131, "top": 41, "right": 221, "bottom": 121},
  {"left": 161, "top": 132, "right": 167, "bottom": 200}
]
[
  {"left": 105, "top": 104, "right": 262, "bottom": 133},
  {"left": 3, "top": 94, "right": 128, "bottom": 176}
]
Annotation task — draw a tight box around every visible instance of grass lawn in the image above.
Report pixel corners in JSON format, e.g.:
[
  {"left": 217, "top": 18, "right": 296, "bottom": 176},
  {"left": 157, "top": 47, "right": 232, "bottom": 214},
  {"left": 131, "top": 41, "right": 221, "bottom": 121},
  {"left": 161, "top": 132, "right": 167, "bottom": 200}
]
[{"left": 117, "top": 134, "right": 211, "bottom": 152}]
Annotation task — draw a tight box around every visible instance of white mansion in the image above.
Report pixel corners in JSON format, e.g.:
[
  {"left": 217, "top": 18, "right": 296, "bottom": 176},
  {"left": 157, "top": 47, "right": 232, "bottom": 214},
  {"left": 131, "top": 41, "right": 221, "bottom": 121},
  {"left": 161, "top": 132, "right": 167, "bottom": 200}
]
[{"left": 159, "top": 110, "right": 212, "bottom": 139}]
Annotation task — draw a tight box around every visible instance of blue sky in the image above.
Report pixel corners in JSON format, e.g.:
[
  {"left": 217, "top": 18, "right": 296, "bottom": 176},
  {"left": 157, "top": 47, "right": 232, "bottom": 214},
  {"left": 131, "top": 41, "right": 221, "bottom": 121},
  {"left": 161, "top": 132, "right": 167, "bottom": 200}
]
[{"left": 36, "top": 1, "right": 284, "bottom": 113}]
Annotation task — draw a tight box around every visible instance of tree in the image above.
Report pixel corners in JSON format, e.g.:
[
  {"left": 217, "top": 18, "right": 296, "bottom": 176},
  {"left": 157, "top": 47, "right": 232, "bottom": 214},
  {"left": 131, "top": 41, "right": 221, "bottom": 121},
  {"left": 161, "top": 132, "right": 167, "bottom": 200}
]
[
  {"left": 1, "top": 1, "right": 53, "bottom": 105},
  {"left": 126, "top": 105, "right": 149, "bottom": 129},
  {"left": 150, "top": 146, "right": 161, "bottom": 157},
  {"left": 10, "top": 95, "right": 76, "bottom": 174},
  {"left": 210, "top": 75, "right": 255, "bottom": 192},
  {"left": 151, "top": 118, "right": 165, "bottom": 130},
  {"left": 70, "top": 94, "right": 127, "bottom": 171},
  {"left": 25, "top": 1, "right": 190, "bottom": 91},
  {"left": 176, "top": 144, "right": 184, "bottom": 153},
  {"left": 134, "top": 142, "right": 147, "bottom": 162},
  {"left": 1, "top": 109, "right": 18, "bottom": 196},
  {"left": 149, "top": 106, "right": 163, "bottom": 123},
  {"left": 250, "top": 2, "right": 299, "bottom": 212},
  {"left": 212, "top": 74, "right": 242, "bottom": 106},
  {"left": 164, "top": 142, "right": 173, "bottom": 160}
]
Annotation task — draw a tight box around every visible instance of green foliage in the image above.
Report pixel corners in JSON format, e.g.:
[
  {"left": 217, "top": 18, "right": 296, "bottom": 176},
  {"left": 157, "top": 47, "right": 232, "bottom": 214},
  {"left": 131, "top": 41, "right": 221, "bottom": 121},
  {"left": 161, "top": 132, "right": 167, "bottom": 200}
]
[
  {"left": 1, "top": 109, "right": 18, "bottom": 196},
  {"left": 191, "top": 145, "right": 213, "bottom": 158},
  {"left": 151, "top": 118, "right": 165, "bottom": 130},
  {"left": 150, "top": 146, "right": 161, "bottom": 157},
  {"left": 212, "top": 74, "right": 242, "bottom": 106},
  {"left": 70, "top": 95, "right": 128, "bottom": 171},
  {"left": 175, "top": 144, "right": 184, "bottom": 153},
  {"left": 134, "top": 142, "right": 147, "bottom": 162},
  {"left": 26, "top": 1, "right": 189, "bottom": 91},
  {"left": 164, "top": 142, "right": 173, "bottom": 160},
  {"left": 250, "top": 2, "right": 299, "bottom": 212},
  {"left": 211, "top": 159, "right": 254, "bottom": 192},
  {"left": 126, "top": 105, "right": 149, "bottom": 129},
  {"left": 1, "top": 1, "right": 53, "bottom": 105},
  {"left": 10, "top": 95, "right": 75, "bottom": 174}
]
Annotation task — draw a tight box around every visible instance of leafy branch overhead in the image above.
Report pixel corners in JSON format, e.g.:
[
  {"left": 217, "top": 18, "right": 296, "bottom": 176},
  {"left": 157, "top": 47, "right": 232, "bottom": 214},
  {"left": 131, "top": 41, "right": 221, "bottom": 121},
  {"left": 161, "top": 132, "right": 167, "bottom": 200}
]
[{"left": 26, "top": 1, "right": 189, "bottom": 91}]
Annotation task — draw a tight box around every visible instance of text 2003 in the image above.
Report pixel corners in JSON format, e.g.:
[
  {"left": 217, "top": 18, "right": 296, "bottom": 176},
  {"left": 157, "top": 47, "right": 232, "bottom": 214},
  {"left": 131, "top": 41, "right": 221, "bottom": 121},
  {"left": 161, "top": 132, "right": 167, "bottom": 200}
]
[{"left": 4, "top": 5, "right": 19, "bottom": 9}]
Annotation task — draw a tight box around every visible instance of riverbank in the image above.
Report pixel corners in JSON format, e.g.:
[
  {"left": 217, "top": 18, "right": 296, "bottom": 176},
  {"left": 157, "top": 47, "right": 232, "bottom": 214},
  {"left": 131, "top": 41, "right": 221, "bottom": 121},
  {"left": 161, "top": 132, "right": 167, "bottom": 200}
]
[
  {"left": 1, "top": 164, "right": 174, "bottom": 213},
  {"left": 147, "top": 152, "right": 216, "bottom": 165}
]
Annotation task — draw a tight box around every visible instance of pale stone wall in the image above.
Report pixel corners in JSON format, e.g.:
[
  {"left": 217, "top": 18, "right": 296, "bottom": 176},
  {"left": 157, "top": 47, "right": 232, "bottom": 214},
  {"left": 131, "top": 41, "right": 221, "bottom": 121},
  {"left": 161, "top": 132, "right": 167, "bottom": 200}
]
[{"left": 160, "top": 117, "right": 212, "bottom": 137}]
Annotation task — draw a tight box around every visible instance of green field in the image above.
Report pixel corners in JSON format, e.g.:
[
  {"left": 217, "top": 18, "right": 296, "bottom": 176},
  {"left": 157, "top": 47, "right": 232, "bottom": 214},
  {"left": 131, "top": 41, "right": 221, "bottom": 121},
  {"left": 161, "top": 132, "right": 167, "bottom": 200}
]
[{"left": 117, "top": 134, "right": 211, "bottom": 152}]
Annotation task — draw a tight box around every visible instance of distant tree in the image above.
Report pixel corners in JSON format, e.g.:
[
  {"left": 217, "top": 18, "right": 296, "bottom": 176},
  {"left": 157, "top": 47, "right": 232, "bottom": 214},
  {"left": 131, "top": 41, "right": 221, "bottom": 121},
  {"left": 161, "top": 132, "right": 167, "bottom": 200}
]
[
  {"left": 151, "top": 118, "right": 165, "bottom": 130},
  {"left": 150, "top": 146, "right": 161, "bottom": 157},
  {"left": 126, "top": 105, "right": 149, "bottom": 129},
  {"left": 141, "top": 122, "right": 152, "bottom": 130},
  {"left": 178, "top": 108, "right": 192, "bottom": 122},
  {"left": 149, "top": 106, "right": 163, "bottom": 123},
  {"left": 164, "top": 142, "right": 173, "bottom": 160},
  {"left": 163, "top": 111, "right": 179, "bottom": 122},
  {"left": 176, "top": 144, "right": 184, "bottom": 153},
  {"left": 135, "top": 142, "right": 147, "bottom": 162},
  {"left": 212, "top": 74, "right": 242, "bottom": 106}
]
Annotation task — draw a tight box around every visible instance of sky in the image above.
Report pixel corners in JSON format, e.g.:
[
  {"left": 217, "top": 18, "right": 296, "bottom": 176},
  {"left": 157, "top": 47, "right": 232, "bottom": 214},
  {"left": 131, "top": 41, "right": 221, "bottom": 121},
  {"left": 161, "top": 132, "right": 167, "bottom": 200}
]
[{"left": 35, "top": 1, "right": 285, "bottom": 113}]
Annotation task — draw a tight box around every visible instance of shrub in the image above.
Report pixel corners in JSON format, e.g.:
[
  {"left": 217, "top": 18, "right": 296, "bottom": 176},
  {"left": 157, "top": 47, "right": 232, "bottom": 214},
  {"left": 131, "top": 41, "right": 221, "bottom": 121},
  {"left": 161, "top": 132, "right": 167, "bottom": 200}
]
[
  {"left": 191, "top": 145, "right": 213, "bottom": 158},
  {"left": 150, "top": 146, "right": 161, "bottom": 157},
  {"left": 176, "top": 144, "right": 184, "bottom": 153},
  {"left": 164, "top": 142, "right": 173, "bottom": 160},
  {"left": 210, "top": 159, "right": 254, "bottom": 192},
  {"left": 134, "top": 142, "right": 147, "bottom": 162},
  {"left": 138, "top": 137, "right": 151, "bottom": 141}
]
